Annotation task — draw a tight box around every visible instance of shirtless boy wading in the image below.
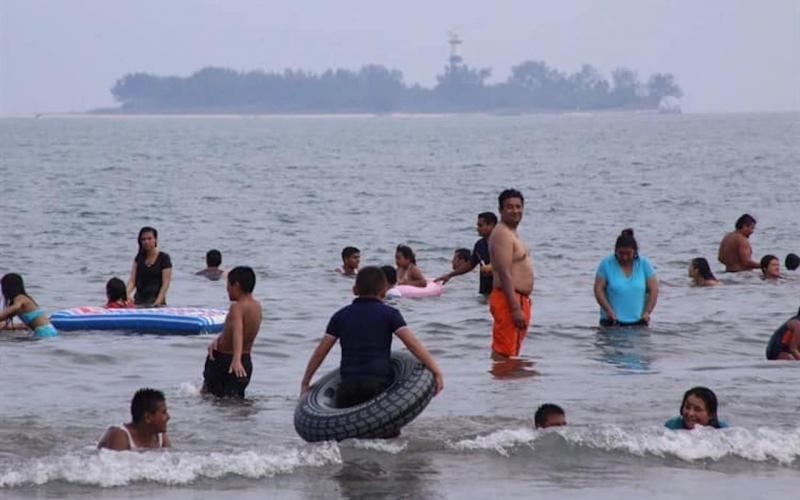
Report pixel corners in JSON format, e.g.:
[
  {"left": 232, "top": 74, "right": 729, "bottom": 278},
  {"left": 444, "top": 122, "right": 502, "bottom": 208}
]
[{"left": 489, "top": 189, "right": 534, "bottom": 359}]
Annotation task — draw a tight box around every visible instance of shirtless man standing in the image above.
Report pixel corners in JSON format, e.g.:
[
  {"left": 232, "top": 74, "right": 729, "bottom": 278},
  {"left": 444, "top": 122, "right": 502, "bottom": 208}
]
[
  {"left": 718, "top": 214, "right": 760, "bottom": 272},
  {"left": 488, "top": 189, "right": 534, "bottom": 359}
]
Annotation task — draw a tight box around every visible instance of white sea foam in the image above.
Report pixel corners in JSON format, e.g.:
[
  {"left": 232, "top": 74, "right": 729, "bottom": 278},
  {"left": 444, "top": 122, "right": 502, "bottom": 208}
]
[
  {"left": 448, "top": 426, "right": 800, "bottom": 464},
  {"left": 449, "top": 428, "right": 539, "bottom": 457},
  {"left": 0, "top": 443, "right": 341, "bottom": 488},
  {"left": 177, "top": 381, "right": 202, "bottom": 396},
  {"left": 346, "top": 439, "right": 408, "bottom": 454}
]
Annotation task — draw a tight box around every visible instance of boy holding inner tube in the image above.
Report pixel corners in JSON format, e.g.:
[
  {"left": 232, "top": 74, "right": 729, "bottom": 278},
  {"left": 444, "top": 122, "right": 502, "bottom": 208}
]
[{"left": 300, "top": 266, "right": 444, "bottom": 407}]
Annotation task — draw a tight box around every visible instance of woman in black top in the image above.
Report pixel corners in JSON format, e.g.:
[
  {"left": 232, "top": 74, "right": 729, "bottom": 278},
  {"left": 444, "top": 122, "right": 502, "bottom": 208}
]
[{"left": 126, "top": 227, "right": 172, "bottom": 307}]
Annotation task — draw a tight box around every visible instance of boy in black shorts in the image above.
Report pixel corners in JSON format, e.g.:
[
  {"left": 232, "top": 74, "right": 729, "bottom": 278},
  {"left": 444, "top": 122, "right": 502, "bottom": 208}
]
[
  {"left": 203, "top": 267, "right": 263, "bottom": 398},
  {"left": 300, "top": 266, "right": 443, "bottom": 407}
]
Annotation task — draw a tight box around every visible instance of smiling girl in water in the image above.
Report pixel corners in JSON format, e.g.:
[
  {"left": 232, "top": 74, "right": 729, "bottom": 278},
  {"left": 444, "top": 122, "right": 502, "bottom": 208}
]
[
  {"left": 395, "top": 244, "right": 427, "bottom": 288},
  {"left": 665, "top": 386, "right": 728, "bottom": 430}
]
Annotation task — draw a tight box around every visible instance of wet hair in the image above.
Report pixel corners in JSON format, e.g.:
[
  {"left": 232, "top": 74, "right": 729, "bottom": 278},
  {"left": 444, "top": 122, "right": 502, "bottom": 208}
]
[
  {"left": 614, "top": 228, "right": 639, "bottom": 257},
  {"left": 105, "top": 277, "right": 128, "bottom": 303},
  {"left": 1, "top": 273, "right": 30, "bottom": 307},
  {"left": 355, "top": 266, "right": 387, "bottom": 296},
  {"left": 131, "top": 388, "right": 166, "bottom": 424},
  {"left": 136, "top": 226, "right": 158, "bottom": 258},
  {"left": 498, "top": 189, "right": 524, "bottom": 210},
  {"left": 228, "top": 266, "right": 256, "bottom": 293},
  {"left": 691, "top": 258, "right": 717, "bottom": 281},
  {"left": 785, "top": 253, "right": 800, "bottom": 271},
  {"left": 454, "top": 248, "right": 472, "bottom": 262},
  {"left": 341, "top": 246, "right": 360, "bottom": 261},
  {"left": 760, "top": 254, "right": 778, "bottom": 273},
  {"left": 381, "top": 265, "right": 397, "bottom": 287},
  {"left": 478, "top": 212, "right": 498, "bottom": 226},
  {"left": 680, "top": 386, "right": 721, "bottom": 428},
  {"left": 534, "top": 403, "right": 565, "bottom": 428},
  {"left": 396, "top": 245, "right": 416, "bottom": 265},
  {"left": 206, "top": 249, "right": 222, "bottom": 267},
  {"left": 735, "top": 214, "right": 756, "bottom": 230}
]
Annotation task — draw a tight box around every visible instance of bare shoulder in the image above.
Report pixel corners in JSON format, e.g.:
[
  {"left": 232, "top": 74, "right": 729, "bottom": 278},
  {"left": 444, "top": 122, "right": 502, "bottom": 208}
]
[
  {"left": 98, "top": 426, "right": 129, "bottom": 450},
  {"left": 489, "top": 223, "right": 512, "bottom": 243}
]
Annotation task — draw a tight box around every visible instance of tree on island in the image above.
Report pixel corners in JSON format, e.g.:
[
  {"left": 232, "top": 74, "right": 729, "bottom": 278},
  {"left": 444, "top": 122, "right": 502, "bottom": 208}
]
[{"left": 108, "top": 60, "right": 682, "bottom": 113}]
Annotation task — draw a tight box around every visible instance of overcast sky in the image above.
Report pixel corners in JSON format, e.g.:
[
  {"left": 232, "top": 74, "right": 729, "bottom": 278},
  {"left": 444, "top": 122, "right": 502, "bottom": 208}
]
[{"left": 1, "top": 0, "right": 797, "bottom": 113}]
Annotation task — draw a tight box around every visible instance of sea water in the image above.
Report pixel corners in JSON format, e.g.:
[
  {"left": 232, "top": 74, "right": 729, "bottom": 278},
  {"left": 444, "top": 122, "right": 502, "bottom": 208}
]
[{"left": 1, "top": 112, "right": 799, "bottom": 499}]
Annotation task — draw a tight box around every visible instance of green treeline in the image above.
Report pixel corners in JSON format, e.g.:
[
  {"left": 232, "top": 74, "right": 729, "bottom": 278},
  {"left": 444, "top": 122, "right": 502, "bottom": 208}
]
[{"left": 109, "top": 61, "right": 682, "bottom": 113}]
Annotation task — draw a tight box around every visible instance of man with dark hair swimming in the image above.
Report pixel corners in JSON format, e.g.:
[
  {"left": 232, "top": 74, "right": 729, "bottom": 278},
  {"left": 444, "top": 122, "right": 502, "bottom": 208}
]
[{"left": 718, "top": 214, "right": 760, "bottom": 272}]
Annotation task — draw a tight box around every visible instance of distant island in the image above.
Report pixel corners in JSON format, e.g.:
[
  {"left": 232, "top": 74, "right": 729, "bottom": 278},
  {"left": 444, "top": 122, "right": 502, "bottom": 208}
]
[{"left": 103, "top": 36, "right": 682, "bottom": 114}]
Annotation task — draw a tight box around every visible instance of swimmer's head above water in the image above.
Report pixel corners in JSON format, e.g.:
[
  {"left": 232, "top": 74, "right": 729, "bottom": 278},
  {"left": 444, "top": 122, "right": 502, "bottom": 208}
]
[
  {"left": 785, "top": 253, "right": 799, "bottom": 271},
  {"left": 395, "top": 245, "right": 416, "bottom": 267},
  {"left": 1, "top": 273, "right": 27, "bottom": 306},
  {"left": 679, "top": 386, "right": 720, "bottom": 429},
  {"left": 760, "top": 254, "right": 780, "bottom": 279},
  {"left": 534, "top": 403, "right": 566, "bottom": 429}
]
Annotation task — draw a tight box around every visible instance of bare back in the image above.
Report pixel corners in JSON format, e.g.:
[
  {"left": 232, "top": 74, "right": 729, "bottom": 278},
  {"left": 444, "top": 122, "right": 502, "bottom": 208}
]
[
  {"left": 718, "top": 231, "right": 753, "bottom": 272},
  {"left": 217, "top": 297, "right": 263, "bottom": 354},
  {"left": 490, "top": 222, "right": 534, "bottom": 295}
]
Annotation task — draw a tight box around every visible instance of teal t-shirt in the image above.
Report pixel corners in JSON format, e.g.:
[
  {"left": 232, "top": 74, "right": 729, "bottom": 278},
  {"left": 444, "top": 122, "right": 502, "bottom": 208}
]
[
  {"left": 664, "top": 416, "right": 729, "bottom": 429},
  {"left": 596, "top": 254, "right": 655, "bottom": 323}
]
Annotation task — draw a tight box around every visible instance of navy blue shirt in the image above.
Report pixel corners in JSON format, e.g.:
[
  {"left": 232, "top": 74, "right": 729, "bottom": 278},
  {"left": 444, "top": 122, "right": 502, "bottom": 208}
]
[
  {"left": 326, "top": 297, "right": 407, "bottom": 380},
  {"left": 471, "top": 237, "right": 492, "bottom": 295}
]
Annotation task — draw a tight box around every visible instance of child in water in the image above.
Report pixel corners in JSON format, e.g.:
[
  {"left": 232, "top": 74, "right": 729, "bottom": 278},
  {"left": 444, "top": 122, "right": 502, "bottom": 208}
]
[
  {"left": 0, "top": 273, "right": 58, "bottom": 337},
  {"left": 300, "top": 266, "right": 443, "bottom": 409},
  {"left": 203, "top": 267, "right": 263, "bottom": 398},
  {"left": 105, "top": 277, "right": 133, "bottom": 308},
  {"left": 664, "top": 386, "right": 728, "bottom": 430},
  {"left": 765, "top": 306, "right": 800, "bottom": 360},
  {"left": 534, "top": 403, "right": 567, "bottom": 429},
  {"left": 760, "top": 255, "right": 781, "bottom": 280},
  {"left": 196, "top": 249, "right": 225, "bottom": 281},
  {"left": 688, "top": 258, "right": 720, "bottom": 286},
  {"left": 395, "top": 244, "right": 427, "bottom": 287}
]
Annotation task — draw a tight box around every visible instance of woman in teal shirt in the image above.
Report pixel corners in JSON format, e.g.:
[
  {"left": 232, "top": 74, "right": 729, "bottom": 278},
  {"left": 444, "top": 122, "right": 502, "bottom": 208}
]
[{"left": 593, "top": 229, "right": 659, "bottom": 326}]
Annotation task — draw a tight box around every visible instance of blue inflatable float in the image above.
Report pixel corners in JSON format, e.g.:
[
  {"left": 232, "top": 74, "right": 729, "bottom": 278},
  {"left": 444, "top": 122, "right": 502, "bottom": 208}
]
[{"left": 49, "top": 306, "right": 227, "bottom": 334}]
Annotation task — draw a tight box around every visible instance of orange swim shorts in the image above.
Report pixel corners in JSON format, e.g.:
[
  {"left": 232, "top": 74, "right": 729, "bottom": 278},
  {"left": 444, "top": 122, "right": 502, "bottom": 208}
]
[{"left": 489, "top": 288, "right": 532, "bottom": 357}]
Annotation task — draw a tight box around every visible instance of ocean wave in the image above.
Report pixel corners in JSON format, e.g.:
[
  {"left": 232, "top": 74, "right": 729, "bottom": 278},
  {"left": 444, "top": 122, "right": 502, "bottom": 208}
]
[
  {"left": 345, "top": 439, "right": 408, "bottom": 454},
  {"left": 0, "top": 442, "right": 341, "bottom": 488},
  {"left": 449, "top": 426, "right": 800, "bottom": 464}
]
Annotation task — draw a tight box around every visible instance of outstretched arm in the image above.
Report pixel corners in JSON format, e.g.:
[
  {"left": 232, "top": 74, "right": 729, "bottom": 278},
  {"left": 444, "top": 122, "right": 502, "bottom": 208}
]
[
  {"left": 395, "top": 326, "right": 443, "bottom": 394},
  {"left": 300, "top": 334, "right": 337, "bottom": 394},
  {"left": 435, "top": 260, "right": 476, "bottom": 284}
]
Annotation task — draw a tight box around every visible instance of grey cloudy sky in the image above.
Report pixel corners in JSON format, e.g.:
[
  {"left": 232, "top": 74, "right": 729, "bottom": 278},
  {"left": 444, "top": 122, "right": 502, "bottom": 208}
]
[{"left": 1, "top": 0, "right": 797, "bottom": 113}]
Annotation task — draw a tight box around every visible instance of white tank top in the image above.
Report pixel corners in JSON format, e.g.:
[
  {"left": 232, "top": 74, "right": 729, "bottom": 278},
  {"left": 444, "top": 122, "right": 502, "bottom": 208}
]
[{"left": 119, "top": 424, "right": 163, "bottom": 450}]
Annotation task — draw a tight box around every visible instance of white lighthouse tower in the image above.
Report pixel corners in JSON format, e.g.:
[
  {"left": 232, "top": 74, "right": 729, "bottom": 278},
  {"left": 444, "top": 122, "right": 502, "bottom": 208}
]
[{"left": 448, "top": 32, "right": 463, "bottom": 68}]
